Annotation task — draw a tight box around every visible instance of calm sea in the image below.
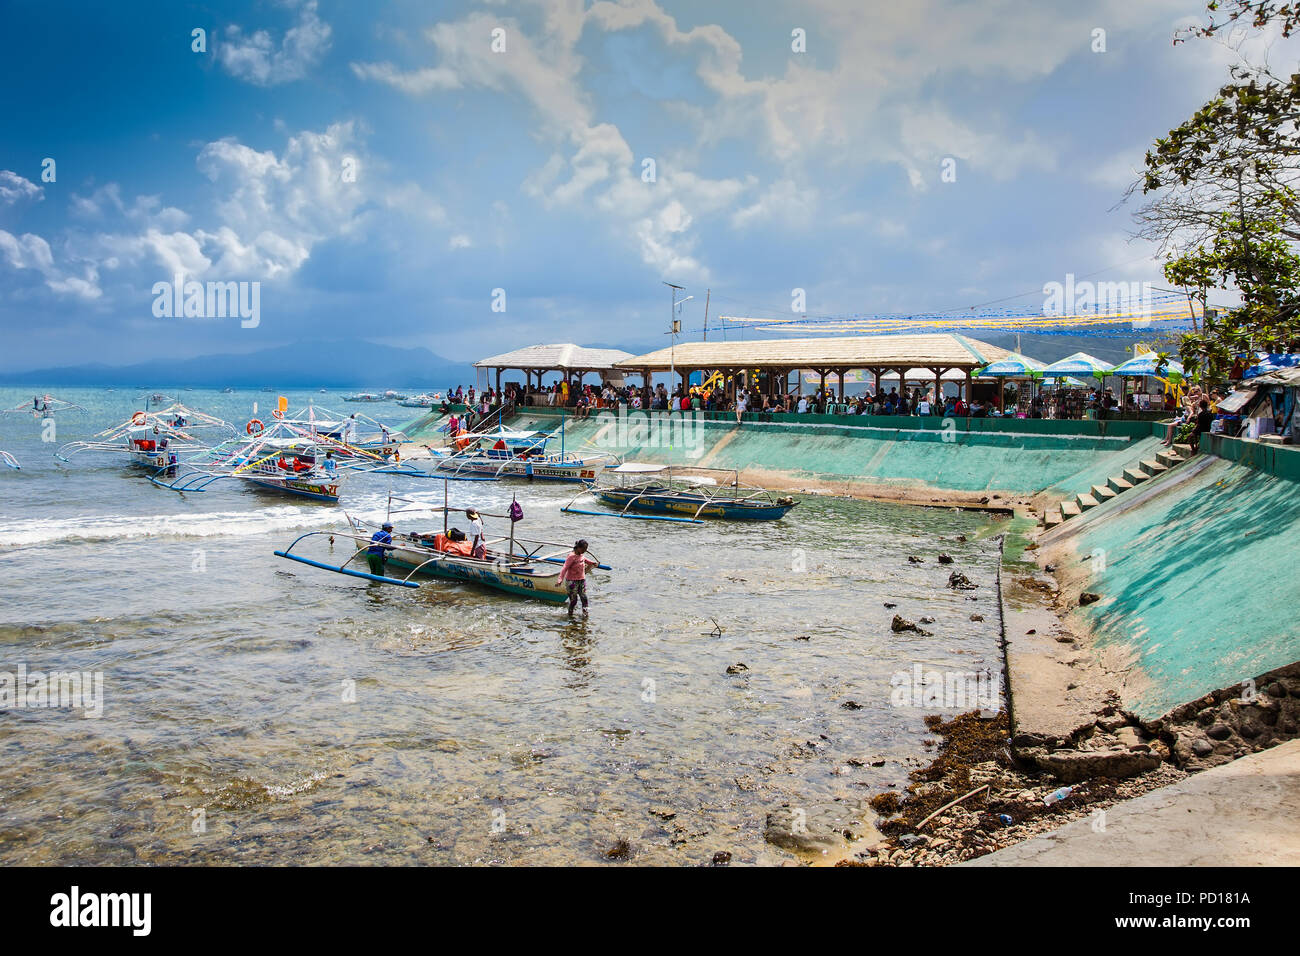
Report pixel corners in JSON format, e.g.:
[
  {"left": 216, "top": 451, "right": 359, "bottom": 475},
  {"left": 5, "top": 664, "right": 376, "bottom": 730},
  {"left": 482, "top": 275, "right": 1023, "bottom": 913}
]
[{"left": 0, "top": 387, "right": 1006, "bottom": 864}]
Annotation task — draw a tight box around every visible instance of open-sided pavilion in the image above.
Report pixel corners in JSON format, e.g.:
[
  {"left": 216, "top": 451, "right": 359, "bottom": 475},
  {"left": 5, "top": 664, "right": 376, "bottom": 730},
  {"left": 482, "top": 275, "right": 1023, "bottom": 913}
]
[{"left": 615, "top": 333, "right": 1014, "bottom": 401}]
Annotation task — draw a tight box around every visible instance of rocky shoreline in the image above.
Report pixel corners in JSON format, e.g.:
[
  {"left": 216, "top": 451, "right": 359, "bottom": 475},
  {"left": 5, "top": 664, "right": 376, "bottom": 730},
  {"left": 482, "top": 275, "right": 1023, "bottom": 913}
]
[{"left": 840, "top": 662, "right": 1300, "bottom": 867}]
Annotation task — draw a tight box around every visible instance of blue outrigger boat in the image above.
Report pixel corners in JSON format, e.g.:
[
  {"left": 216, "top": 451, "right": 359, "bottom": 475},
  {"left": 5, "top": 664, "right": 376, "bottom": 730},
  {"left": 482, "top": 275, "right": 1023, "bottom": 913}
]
[
  {"left": 563, "top": 463, "right": 798, "bottom": 523},
  {"left": 275, "top": 486, "right": 609, "bottom": 602}
]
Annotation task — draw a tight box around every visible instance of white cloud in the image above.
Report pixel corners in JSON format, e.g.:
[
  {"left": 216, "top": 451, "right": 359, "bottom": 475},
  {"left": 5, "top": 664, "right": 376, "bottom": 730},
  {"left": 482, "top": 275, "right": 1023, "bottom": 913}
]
[
  {"left": 218, "top": 0, "right": 331, "bottom": 86},
  {"left": 0, "top": 171, "right": 42, "bottom": 206},
  {"left": 0, "top": 230, "right": 101, "bottom": 300},
  {"left": 53, "top": 122, "right": 447, "bottom": 304},
  {"left": 350, "top": 61, "right": 460, "bottom": 94}
]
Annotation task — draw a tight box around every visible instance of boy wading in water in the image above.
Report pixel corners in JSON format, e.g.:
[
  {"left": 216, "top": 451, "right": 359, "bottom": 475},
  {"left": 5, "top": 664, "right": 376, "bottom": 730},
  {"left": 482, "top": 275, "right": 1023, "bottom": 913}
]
[{"left": 559, "top": 539, "right": 597, "bottom": 619}]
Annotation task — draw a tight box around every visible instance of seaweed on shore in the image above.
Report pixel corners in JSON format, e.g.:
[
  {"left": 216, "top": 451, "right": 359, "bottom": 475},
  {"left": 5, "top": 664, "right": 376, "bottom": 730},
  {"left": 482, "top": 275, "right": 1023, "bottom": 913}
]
[{"left": 873, "top": 710, "right": 1010, "bottom": 836}]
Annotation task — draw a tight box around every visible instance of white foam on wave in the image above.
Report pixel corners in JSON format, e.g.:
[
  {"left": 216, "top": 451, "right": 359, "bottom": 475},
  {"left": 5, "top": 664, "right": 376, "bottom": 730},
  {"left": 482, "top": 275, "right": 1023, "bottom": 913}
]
[{"left": 0, "top": 494, "right": 397, "bottom": 547}]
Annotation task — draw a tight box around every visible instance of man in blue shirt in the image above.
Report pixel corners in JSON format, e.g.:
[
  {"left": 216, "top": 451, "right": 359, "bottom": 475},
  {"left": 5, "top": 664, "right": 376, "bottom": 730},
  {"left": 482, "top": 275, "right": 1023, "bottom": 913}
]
[{"left": 367, "top": 522, "right": 394, "bottom": 575}]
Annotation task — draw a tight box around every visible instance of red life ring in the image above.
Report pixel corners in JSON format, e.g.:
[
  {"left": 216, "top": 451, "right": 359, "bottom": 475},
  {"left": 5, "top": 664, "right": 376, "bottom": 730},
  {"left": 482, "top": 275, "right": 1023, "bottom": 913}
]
[
  {"left": 272, "top": 408, "right": 284, "bottom": 419},
  {"left": 247, "top": 419, "right": 264, "bottom": 435},
  {"left": 131, "top": 411, "right": 147, "bottom": 426}
]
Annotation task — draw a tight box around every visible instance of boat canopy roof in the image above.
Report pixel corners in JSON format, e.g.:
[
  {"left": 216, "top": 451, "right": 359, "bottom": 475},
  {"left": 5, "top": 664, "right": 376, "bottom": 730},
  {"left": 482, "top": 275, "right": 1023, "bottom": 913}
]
[
  {"left": 605, "top": 462, "right": 718, "bottom": 485},
  {"left": 607, "top": 462, "right": 668, "bottom": 473},
  {"left": 474, "top": 428, "right": 544, "bottom": 441}
]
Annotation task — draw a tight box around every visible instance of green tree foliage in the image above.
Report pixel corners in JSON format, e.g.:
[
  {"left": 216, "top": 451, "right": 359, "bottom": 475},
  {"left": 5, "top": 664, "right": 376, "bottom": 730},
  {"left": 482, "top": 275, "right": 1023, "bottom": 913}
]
[{"left": 1136, "top": 1, "right": 1300, "bottom": 377}]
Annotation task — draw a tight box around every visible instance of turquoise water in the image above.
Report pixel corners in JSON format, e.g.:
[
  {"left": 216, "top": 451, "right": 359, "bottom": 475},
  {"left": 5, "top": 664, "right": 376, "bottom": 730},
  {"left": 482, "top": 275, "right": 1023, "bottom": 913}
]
[{"left": 0, "top": 387, "right": 1007, "bottom": 865}]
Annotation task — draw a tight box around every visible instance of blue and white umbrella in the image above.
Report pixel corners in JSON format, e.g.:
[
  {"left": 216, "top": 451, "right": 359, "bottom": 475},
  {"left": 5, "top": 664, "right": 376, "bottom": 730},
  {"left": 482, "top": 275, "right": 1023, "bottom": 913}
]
[
  {"left": 1110, "top": 353, "right": 1184, "bottom": 377},
  {"left": 1041, "top": 351, "right": 1113, "bottom": 377},
  {"left": 977, "top": 353, "right": 1046, "bottom": 377}
]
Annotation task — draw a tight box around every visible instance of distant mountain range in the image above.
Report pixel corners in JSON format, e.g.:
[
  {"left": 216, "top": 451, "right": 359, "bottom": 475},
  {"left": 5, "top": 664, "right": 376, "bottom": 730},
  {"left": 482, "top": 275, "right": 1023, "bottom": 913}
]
[
  {"left": 0, "top": 340, "right": 476, "bottom": 388},
  {"left": 0, "top": 333, "right": 1142, "bottom": 387},
  {"left": 976, "top": 333, "right": 1136, "bottom": 365}
]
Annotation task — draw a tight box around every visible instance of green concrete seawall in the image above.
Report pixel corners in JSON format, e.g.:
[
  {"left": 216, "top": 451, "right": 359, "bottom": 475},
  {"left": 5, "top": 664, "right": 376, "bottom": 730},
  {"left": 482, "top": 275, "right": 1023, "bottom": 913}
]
[
  {"left": 1206, "top": 434, "right": 1300, "bottom": 482},
  {"left": 474, "top": 408, "right": 1156, "bottom": 496},
  {"left": 1045, "top": 448, "right": 1300, "bottom": 719},
  {"left": 404, "top": 406, "right": 1163, "bottom": 497}
]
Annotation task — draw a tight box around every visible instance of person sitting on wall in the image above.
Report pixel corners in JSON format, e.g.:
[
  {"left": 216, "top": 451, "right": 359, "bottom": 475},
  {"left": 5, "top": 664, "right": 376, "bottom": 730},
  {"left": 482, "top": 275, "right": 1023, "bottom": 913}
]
[{"left": 1191, "top": 400, "right": 1214, "bottom": 453}]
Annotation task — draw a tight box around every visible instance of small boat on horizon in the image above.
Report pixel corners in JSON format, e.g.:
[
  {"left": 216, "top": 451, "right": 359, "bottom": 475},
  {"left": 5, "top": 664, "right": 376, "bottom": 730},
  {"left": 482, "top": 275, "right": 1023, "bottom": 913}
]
[{"left": 397, "top": 392, "right": 443, "bottom": 408}]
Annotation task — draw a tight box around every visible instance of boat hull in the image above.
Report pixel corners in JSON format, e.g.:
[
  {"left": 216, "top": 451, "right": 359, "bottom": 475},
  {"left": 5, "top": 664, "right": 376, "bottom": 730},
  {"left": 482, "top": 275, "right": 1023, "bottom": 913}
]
[
  {"left": 435, "top": 457, "right": 605, "bottom": 482},
  {"left": 591, "top": 489, "right": 796, "bottom": 521},
  {"left": 381, "top": 543, "right": 568, "bottom": 602},
  {"left": 245, "top": 475, "right": 340, "bottom": 503}
]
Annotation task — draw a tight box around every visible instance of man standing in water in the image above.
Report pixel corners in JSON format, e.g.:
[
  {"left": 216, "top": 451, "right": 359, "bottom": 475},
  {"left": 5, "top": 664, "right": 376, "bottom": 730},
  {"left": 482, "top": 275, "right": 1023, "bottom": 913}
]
[
  {"left": 367, "top": 522, "right": 394, "bottom": 576},
  {"left": 558, "top": 539, "right": 597, "bottom": 619}
]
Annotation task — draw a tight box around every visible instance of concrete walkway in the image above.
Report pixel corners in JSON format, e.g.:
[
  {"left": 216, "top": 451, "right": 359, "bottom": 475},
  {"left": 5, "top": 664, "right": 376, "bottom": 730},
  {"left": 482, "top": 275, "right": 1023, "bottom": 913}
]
[{"left": 967, "top": 740, "right": 1300, "bottom": 866}]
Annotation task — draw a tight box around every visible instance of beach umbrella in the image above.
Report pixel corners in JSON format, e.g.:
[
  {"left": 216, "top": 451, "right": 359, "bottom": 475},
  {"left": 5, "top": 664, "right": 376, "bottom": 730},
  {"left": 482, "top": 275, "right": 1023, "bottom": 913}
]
[
  {"left": 1110, "top": 353, "right": 1184, "bottom": 377},
  {"left": 1042, "top": 375, "right": 1088, "bottom": 388},
  {"left": 976, "top": 352, "right": 1047, "bottom": 376},
  {"left": 1041, "top": 351, "right": 1113, "bottom": 377},
  {"left": 976, "top": 353, "right": 1046, "bottom": 412}
]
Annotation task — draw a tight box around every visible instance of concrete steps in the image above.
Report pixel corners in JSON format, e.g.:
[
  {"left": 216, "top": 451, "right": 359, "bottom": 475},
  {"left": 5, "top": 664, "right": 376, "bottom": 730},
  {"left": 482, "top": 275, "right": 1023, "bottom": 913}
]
[{"left": 1040, "top": 442, "right": 1193, "bottom": 527}]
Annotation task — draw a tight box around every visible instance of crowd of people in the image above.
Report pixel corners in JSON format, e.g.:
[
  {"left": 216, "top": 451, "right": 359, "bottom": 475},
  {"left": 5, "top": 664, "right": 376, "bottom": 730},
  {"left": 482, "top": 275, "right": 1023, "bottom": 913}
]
[{"left": 434, "top": 378, "right": 1186, "bottom": 423}]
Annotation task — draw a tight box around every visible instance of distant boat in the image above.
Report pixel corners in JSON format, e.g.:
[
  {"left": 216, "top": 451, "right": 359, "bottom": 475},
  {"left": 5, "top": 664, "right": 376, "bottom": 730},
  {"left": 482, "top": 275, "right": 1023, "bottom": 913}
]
[
  {"left": 318, "top": 388, "right": 328, "bottom": 394},
  {"left": 221, "top": 387, "right": 235, "bottom": 393},
  {"left": 344, "top": 392, "right": 383, "bottom": 403},
  {"left": 398, "top": 393, "right": 442, "bottom": 408}
]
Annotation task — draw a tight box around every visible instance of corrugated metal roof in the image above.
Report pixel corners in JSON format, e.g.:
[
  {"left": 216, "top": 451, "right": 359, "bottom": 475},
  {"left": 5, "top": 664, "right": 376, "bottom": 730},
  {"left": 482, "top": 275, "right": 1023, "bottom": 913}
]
[
  {"left": 475, "top": 343, "right": 635, "bottom": 370},
  {"left": 616, "top": 334, "right": 1011, "bottom": 371},
  {"left": 1245, "top": 367, "right": 1300, "bottom": 387}
]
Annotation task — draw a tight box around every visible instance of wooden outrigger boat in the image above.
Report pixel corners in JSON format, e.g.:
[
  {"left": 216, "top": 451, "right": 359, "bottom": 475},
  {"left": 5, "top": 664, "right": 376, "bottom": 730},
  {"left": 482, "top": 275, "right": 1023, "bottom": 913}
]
[
  {"left": 273, "top": 402, "right": 404, "bottom": 460},
  {"left": 391, "top": 425, "right": 613, "bottom": 483},
  {"left": 397, "top": 393, "right": 442, "bottom": 408},
  {"left": 3, "top": 394, "right": 86, "bottom": 419},
  {"left": 55, "top": 403, "right": 234, "bottom": 470},
  {"left": 274, "top": 486, "right": 609, "bottom": 602},
  {"left": 148, "top": 419, "right": 364, "bottom": 503},
  {"left": 564, "top": 463, "right": 799, "bottom": 523}
]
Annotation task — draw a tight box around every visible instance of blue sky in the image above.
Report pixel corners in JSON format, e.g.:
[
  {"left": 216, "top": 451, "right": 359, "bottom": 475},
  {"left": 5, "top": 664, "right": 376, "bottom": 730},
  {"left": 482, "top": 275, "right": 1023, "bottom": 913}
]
[{"left": 0, "top": 0, "right": 1281, "bottom": 371}]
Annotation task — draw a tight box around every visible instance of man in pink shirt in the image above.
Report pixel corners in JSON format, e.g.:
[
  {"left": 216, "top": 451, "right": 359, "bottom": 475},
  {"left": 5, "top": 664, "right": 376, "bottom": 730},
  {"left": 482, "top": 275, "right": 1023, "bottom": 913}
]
[{"left": 558, "top": 539, "right": 597, "bottom": 619}]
